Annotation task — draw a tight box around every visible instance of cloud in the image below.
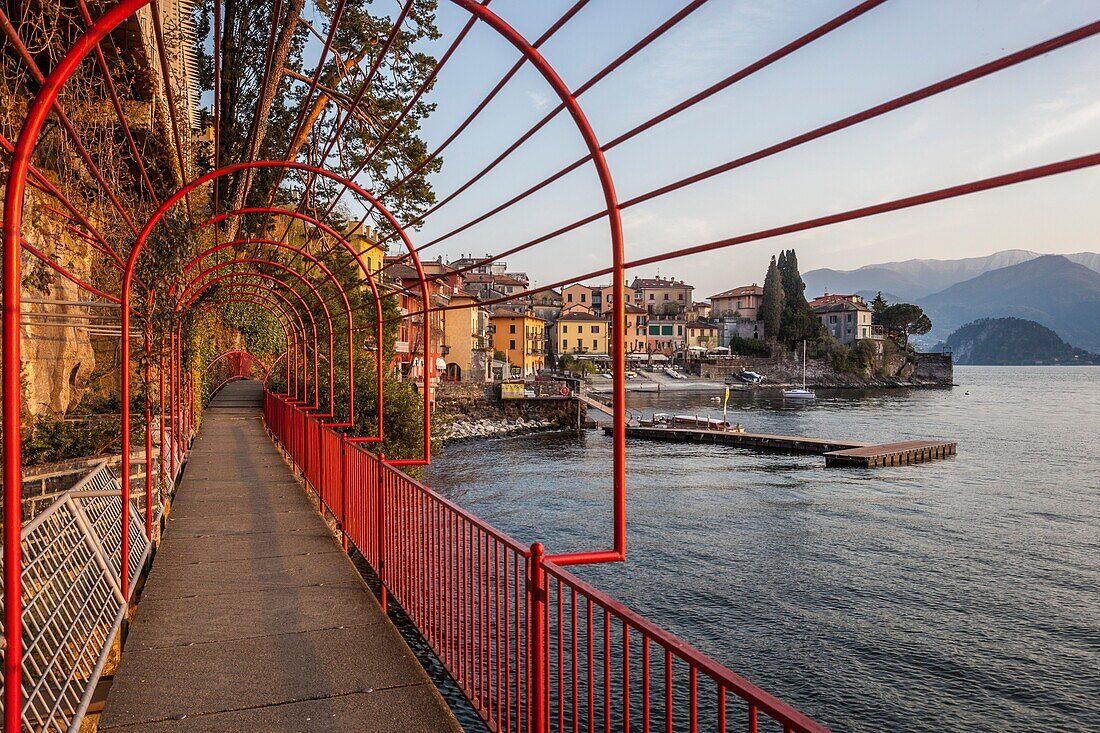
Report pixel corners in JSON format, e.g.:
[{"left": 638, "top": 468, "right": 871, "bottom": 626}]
[
  {"left": 1004, "top": 86, "right": 1100, "bottom": 161},
  {"left": 526, "top": 90, "right": 549, "bottom": 110}
]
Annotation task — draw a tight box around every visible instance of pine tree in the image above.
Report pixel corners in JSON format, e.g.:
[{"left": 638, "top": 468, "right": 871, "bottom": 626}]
[
  {"left": 871, "top": 291, "right": 888, "bottom": 323},
  {"left": 760, "top": 256, "right": 784, "bottom": 340}
]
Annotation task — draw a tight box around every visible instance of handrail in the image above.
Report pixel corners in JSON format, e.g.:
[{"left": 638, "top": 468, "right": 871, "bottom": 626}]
[{"left": 262, "top": 388, "right": 828, "bottom": 732}]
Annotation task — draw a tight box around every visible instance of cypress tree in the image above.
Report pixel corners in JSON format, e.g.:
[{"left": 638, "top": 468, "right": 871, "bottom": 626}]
[{"left": 760, "top": 256, "right": 784, "bottom": 340}]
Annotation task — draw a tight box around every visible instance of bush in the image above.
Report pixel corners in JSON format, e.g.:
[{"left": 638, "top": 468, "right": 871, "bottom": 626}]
[{"left": 728, "top": 336, "right": 770, "bottom": 357}]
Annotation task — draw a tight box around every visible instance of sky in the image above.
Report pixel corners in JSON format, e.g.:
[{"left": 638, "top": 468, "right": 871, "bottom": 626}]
[{"left": 334, "top": 0, "right": 1100, "bottom": 298}]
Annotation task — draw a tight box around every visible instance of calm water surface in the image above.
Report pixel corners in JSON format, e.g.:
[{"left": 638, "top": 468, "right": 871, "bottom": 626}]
[{"left": 425, "top": 366, "right": 1100, "bottom": 732}]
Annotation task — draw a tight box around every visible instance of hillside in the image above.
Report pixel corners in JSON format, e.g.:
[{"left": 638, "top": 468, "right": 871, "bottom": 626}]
[
  {"left": 803, "top": 249, "right": 1100, "bottom": 301},
  {"left": 917, "top": 256, "right": 1100, "bottom": 352},
  {"left": 943, "top": 318, "right": 1100, "bottom": 365}
]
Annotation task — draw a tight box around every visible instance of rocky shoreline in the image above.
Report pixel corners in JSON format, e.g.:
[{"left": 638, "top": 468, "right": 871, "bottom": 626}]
[{"left": 436, "top": 417, "right": 565, "bottom": 445}]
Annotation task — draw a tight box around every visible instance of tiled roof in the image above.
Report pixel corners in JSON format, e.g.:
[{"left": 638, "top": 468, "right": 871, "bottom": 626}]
[
  {"left": 631, "top": 277, "right": 692, "bottom": 289},
  {"left": 709, "top": 285, "right": 763, "bottom": 299},
  {"left": 811, "top": 300, "right": 870, "bottom": 314}
]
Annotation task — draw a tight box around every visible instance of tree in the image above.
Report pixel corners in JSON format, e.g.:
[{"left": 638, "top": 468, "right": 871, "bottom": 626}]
[
  {"left": 871, "top": 291, "right": 889, "bottom": 321},
  {"left": 775, "top": 248, "right": 821, "bottom": 345},
  {"left": 878, "top": 303, "right": 932, "bottom": 347},
  {"left": 760, "top": 256, "right": 784, "bottom": 339},
  {"left": 197, "top": 0, "right": 443, "bottom": 239}
]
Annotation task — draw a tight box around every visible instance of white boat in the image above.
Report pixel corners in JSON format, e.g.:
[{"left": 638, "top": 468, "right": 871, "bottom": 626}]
[{"left": 782, "top": 341, "right": 815, "bottom": 400}]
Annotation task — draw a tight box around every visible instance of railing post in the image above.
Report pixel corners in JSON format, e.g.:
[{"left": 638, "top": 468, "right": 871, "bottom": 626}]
[
  {"left": 376, "top": 452, "right": 387, "bottom": 613},
  {"left": 339, "top": 436, "right": 348, "bottom": 552},
  {"left": 527, "top": 541, "right": 547, "bottom": 733}
]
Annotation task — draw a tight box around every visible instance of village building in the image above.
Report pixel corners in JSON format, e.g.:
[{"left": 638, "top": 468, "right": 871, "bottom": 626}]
[
  {"left": 645, "top": 314, "right": 688, "bottom": 354},
  {"left": 710, "top": 284, "right": 765, "bottom": 344},
  {"left": 442, "top": 288, "right": 493, "bottom": 382},
  {"left": 553, "top": 312, "right": 609, "bottom": 357},
  {"left": 812, "top": 299, "right": 877, "bottom": 346},
  {"left": 490, "top": 310, "right": 546, "bottom": 376},
  {"left": 630, "top": 276, "right": 694, "bottom": 315}
]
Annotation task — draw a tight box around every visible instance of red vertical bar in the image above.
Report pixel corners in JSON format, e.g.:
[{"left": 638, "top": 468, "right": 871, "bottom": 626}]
[
  {"left": 587, "top": 598, "right": 595, "bottom": 733},
  {"left": 603, "top": 609, "right": 610, "bottom": 733},
  {"left": 376, "top": 454, "right": 387, "bottom": 612},
  {"left": 495, "top": 540, "right": 502, "bottom": 728},
  {"left": 339, "top": 437, "right": 348, "bottom": 552},
  {"left": 144, "top": 328, "right": 153, "bottom": 536},
  {"left": 528, "top": 542, "right": 547, "bottom": 733},
  {"left": 503, "top": 547, "right": 511, "bottom": 732},
  {"left": 717, "top": 687, "right": 726, "bottom": 733},
  {"left": 689, "top": 667, "right": 698, "bottom": 733},
  {"left": 623, "top": 625, "right": 631, "bottom": 733},
  {"left": 571, "top": 587, "right": 578, "bottom": 733},
  {"left": 642, "top": 635, "right": 650, "bottom": 733},
  {"left": 665, "top": 649, "right": 673, "bottom": 733},
  {"left": 557, "top": 580, "right": 564, "bottom": 733}
]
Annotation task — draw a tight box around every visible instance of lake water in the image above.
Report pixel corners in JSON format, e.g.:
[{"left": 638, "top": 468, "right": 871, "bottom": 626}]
[{"left": 425, "top": 366, "right": 1100, "bottom": 732}]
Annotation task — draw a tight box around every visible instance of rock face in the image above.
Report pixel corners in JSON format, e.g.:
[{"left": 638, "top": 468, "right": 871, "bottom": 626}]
[{"left": 18, "top": 188, "right": 101, "bottom": 417}]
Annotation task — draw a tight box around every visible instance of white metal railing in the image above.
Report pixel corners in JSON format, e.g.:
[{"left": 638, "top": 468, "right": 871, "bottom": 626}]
[{"left": 2, "top": 461, "right": 153, "bottom": 733}]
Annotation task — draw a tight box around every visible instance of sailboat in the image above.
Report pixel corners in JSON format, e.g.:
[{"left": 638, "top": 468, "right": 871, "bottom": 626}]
[{"left": 782, "top": 340, "right": 815, "bottom": 400}]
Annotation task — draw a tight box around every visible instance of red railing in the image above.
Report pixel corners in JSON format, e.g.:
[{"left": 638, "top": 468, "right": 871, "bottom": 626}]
[{"left": 263, "top": 389, "right": 829, "bottom": 733}]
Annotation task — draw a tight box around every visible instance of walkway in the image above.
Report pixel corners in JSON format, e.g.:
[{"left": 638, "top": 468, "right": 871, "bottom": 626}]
[{"left": 99, "top": 381, "right": 460, "bottom": 732}]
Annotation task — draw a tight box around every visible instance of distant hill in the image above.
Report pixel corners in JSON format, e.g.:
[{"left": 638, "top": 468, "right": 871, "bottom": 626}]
[
  {"left": 803, "top": 249, "right": 1100, "bottom": 301},
  {"left": 917, "top": 255, "right": 1100, "bottom": 352},
  {"left": 942, "top": 318, "right": 1100, "bottom": 365}
]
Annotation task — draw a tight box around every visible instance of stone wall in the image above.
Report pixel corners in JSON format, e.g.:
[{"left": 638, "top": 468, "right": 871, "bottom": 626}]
[
  {"left": 687, "top": 347, "right": 952, "bottom": 387},
  {"left": 436, "top": 381, "right": 581, "bottom": 428}
]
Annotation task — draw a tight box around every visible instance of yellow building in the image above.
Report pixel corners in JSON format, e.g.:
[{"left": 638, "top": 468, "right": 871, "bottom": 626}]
[
  {"left": 349, "top": 224, "right": 387, "bottom": 277},
  {"left": 443, "top": 289, "right": 492, "bottom": 382},
  {"left": 490, "top": 310, "right": 545, "bottom": 377},
  {"left": 554, "top": 312, "right": 609, "bottom": 356},
  {"left": 686, "top": 321, "right": 720, "bottom": 350}
]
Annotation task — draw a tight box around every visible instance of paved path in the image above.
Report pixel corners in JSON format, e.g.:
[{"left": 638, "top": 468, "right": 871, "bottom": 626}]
[{"left": 100, "top": 380, "right": 460, "bottom": 732}]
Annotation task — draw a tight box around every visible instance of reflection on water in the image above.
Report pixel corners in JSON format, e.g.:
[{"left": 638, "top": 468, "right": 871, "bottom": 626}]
[{"left": 426, "top": 367, "right": 1100, "bottom": 732}]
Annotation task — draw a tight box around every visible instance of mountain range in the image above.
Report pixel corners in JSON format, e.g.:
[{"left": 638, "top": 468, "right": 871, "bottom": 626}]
[
  {"left": 804, "top": 249, "right": 1100, "bottom": 301},
  {"left": 804, "top": 250, "right": 1100, "bottom": 353}
]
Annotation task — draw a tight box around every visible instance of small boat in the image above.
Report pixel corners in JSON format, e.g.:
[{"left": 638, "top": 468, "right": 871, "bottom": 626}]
[
  {"left": 729, "top": 370, "right": 765, "bottom": 384},
  {"left": 783, "top": 341, "right": 815, "bottom": 400}
]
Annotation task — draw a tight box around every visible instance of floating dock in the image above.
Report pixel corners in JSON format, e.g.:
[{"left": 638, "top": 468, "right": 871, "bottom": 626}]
[
  {"left": 823, "top": 440, "right": 957, "bottom": 468},
  {"left": 606, "top": 425, "right": 955, "bottom": 468}
]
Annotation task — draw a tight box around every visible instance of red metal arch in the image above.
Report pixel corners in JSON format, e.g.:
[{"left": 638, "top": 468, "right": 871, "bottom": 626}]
[
  {"left": 178, "top": 257, "right": 347, "bottom": 419},
  {"left": 183, "top": 237, "right": 371, "bottom": 432},
  {"left": 195, "top": 292, "right": 305, "bottom": 399},
  {"left": 180, "top": 270, "right": 324, "bottom": 409}
]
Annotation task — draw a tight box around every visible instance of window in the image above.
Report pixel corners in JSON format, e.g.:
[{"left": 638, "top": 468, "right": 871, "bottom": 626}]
[
  {"left": 661, "top": 325, "right": 673, "bottom": 336},
  {"left": 846, "top": 314, "right": 853, "bottom": 322},
  {"left": 579, "top": 325, "right": 585, "bottom": 334},
  {"left": 663, "top": 293, "right": 669, "bottom": 300},
  {"left": 592, "top": 325, "right": 600, "bottom": 333},
  {"left": 678, "top": 293, "right": 684, "bottom": 300},
  {"left": 562, "top": 325, "right": 568, "bottom": 333},
  {"left": 567, "top": 293, "right": 573, "bottom": 302},
  {"left": 649, "top": 293, "right": 655, "bottom": 300},
  {"left": 648, "top": 325, "right": 659, "bottom": 335},
  {"left": 593, "top": 339, "right": 599, "bottom": 349},
  {"left": 829, "top": 315, "right": 838, "bottom": 323},
  {"left": 677, "top": 326, "right": 683, "bottom": 335},
  {"left": 581, "top": 293, "right": 587, "bottom": 302},
  {"left": 509, "top": 339, "right": 516, "bottom": 349}
]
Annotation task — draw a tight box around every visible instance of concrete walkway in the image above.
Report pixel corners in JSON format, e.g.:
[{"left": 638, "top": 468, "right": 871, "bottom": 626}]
[{"left": 100, "top": 381, "right": 460, "bottom": 732}]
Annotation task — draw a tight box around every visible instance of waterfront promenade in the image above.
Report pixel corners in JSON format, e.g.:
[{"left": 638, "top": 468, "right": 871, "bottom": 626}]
[{"left": 99, "top": 381, "right": 459, "bottom": 732}]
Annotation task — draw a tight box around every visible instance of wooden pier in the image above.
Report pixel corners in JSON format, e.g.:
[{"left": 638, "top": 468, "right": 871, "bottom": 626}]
[
  {"left": 823, "top": 440, "right": 957, "bottom": 468},
  {"left": 607, "top": 425, "right": 955, "bottom": 468}
]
